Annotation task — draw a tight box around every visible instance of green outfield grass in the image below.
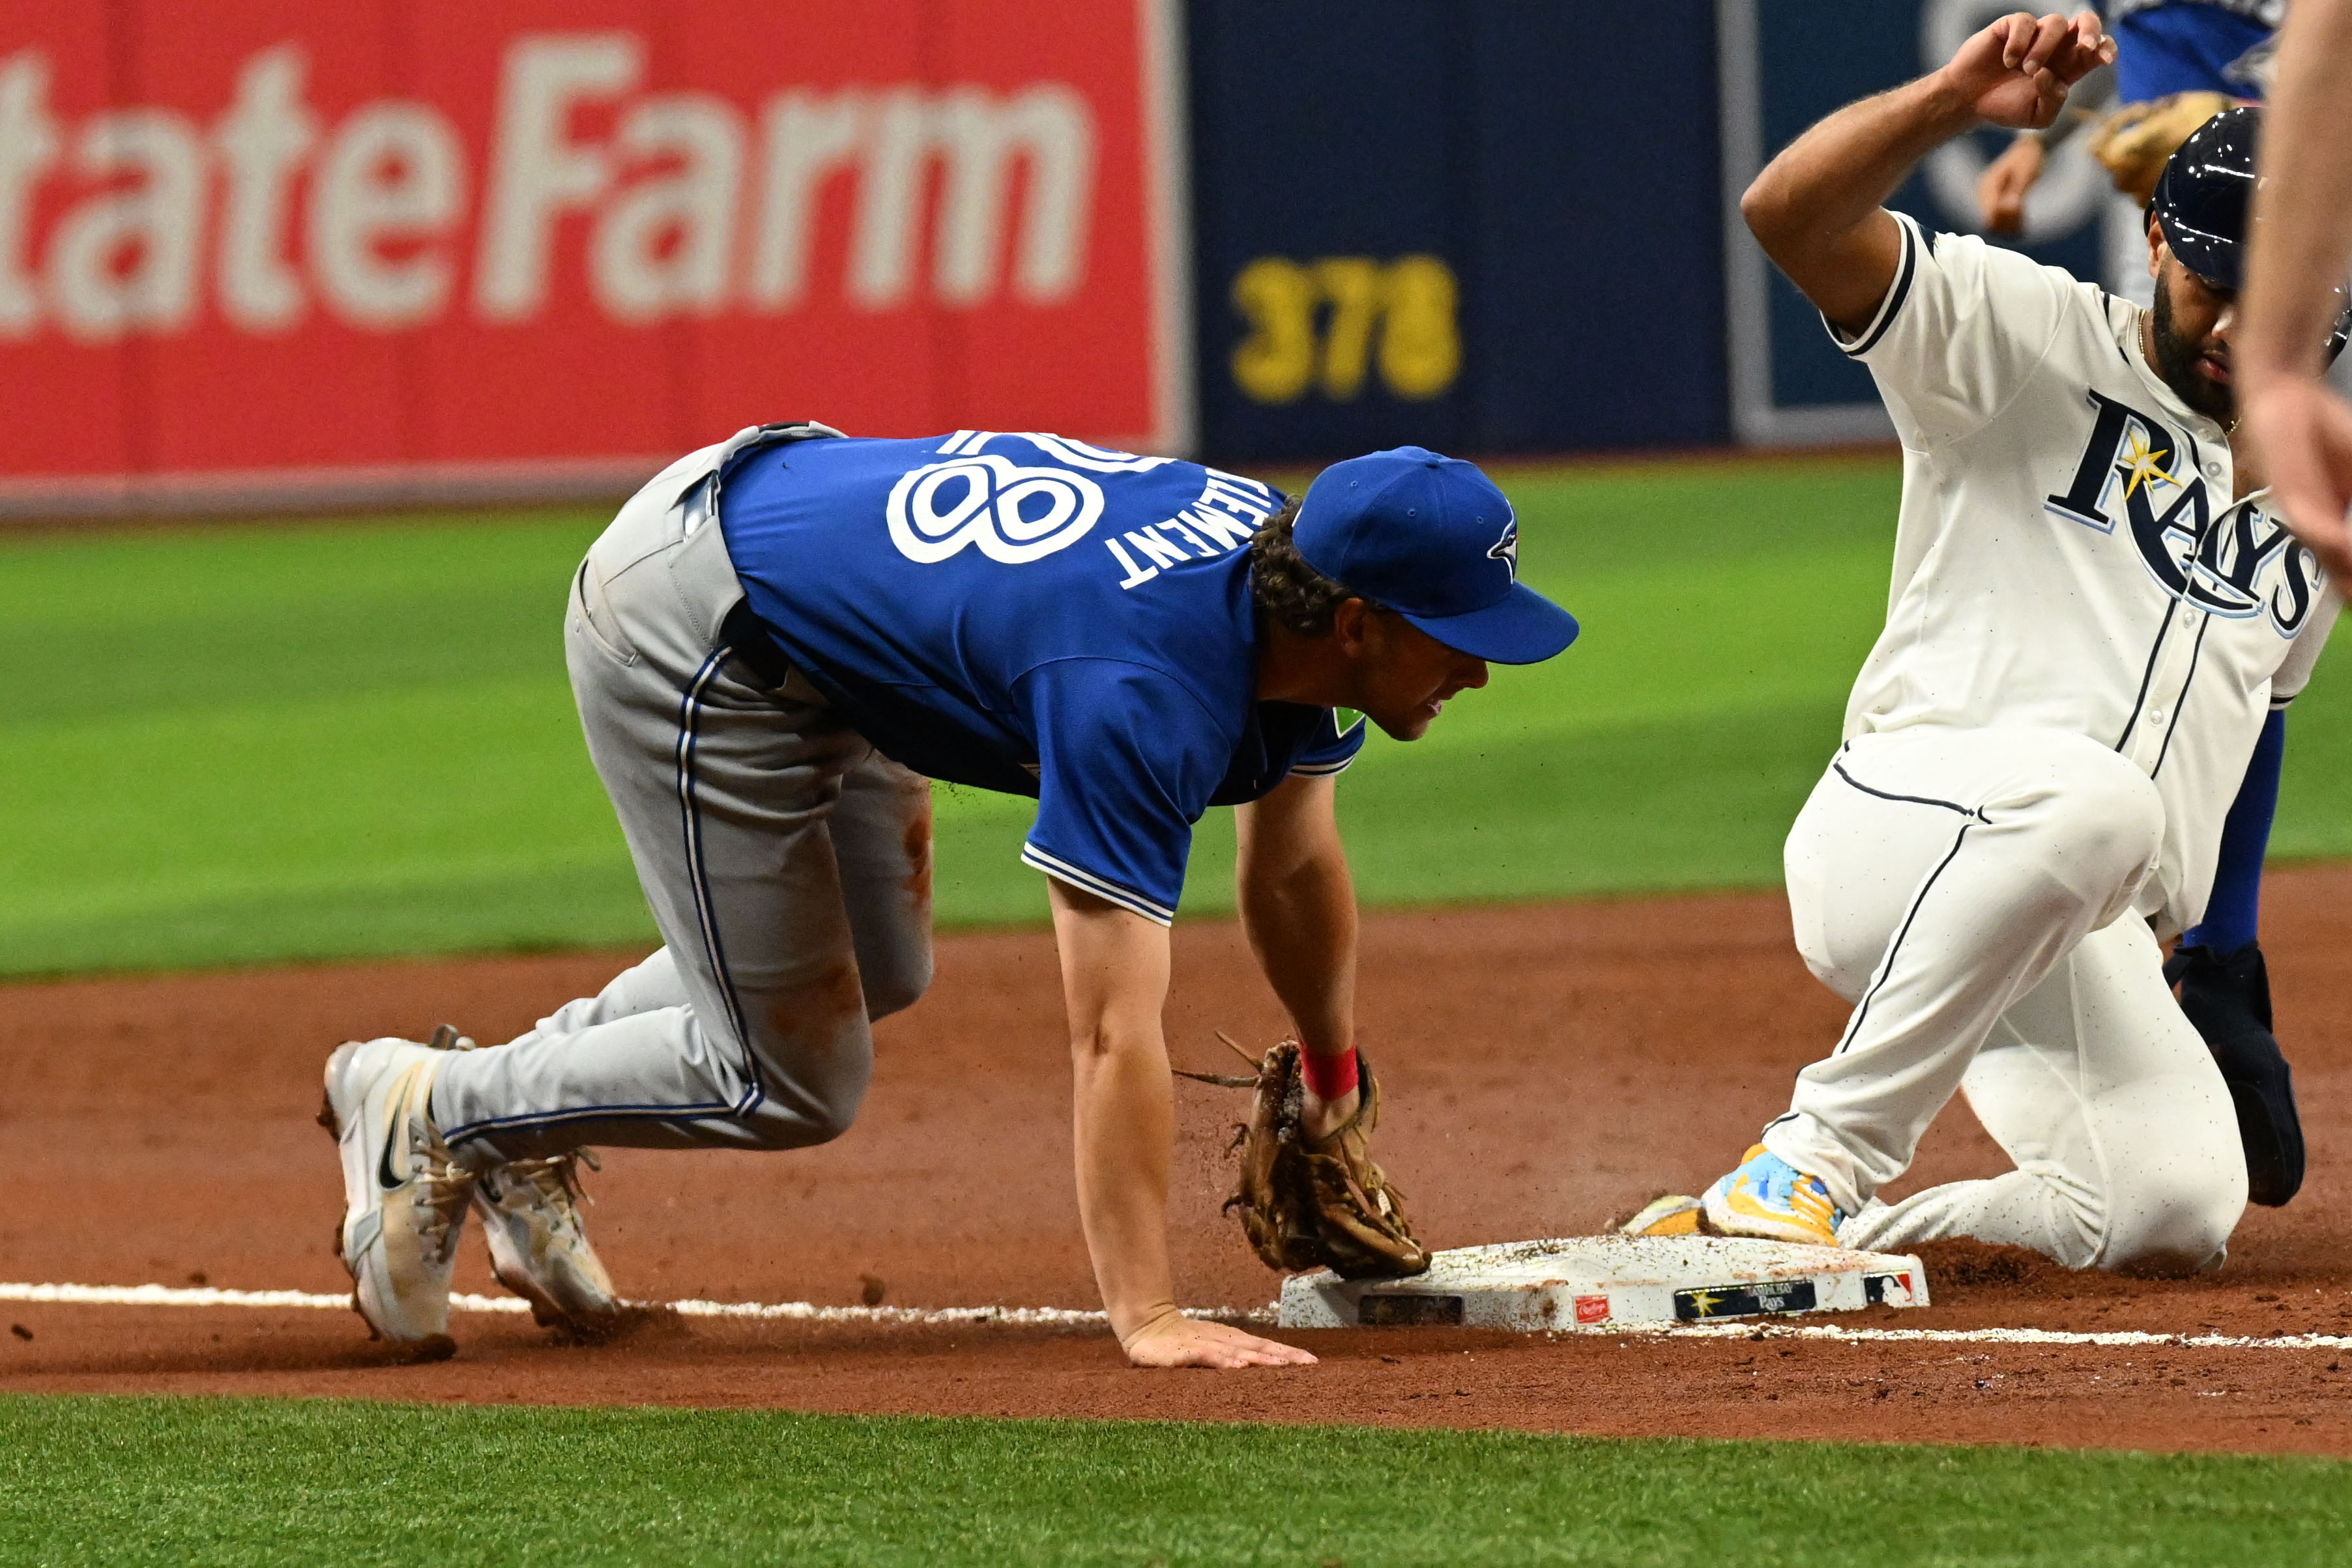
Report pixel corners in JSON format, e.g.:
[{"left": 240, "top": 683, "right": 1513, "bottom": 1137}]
[
  {"left": 7, "top": 453, "right": 2352, "bottom": 976},
  {"left": 0, "top": 1394, "right": 2344, "bottom": 1565}
]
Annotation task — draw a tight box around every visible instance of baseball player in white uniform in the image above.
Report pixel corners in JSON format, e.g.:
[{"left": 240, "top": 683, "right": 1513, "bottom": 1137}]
[{"left": 1630, "top": 12, "right": 2339, "bottom": 1271}]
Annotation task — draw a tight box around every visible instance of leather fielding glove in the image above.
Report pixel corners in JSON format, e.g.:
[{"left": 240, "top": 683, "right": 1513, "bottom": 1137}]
[
  {"left": 2087, "top": 91, "right": 2237, "bottom": 205},
  {"left": 1188, "top": 1038, "right": 1430, "bottom": 1279}
]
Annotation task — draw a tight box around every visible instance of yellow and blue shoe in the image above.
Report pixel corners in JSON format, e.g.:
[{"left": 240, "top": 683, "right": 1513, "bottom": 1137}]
[{"left": 1700, "top": 1143, "right": 1844, "bottom": 1247}]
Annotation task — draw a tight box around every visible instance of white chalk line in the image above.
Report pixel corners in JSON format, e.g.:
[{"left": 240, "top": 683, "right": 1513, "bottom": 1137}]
[
  {"left": 1636, "top": 1320, "right": 2352, "bottom": 1352},
  {"left": 5, "top": 1279, "right": 2352, "bottom": 1354},
  {"left": 0, "top": 1281, "right": 1268, "bottom": 1329},
  {"left": 4, "top": 1281, "right": 2349, "bottom": 1352}
]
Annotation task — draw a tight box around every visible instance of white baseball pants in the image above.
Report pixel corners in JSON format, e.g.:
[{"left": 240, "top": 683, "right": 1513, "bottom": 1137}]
[
  {"left": 428, "top": 443, "right": 933, "bottom": 1164},
  {"left": 1764, "top": 727, "right": 2244, "bottom": 1272}
]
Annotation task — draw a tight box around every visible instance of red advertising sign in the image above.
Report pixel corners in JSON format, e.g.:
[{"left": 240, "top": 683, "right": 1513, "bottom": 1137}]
[{"left": 0, "top": 0, "right": 1187, "bottom": 512}]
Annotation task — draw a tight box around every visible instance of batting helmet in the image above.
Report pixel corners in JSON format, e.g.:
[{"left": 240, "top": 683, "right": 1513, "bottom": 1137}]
[{"left": 2152, "top": 104, "right": 2352, "bottom": 362}]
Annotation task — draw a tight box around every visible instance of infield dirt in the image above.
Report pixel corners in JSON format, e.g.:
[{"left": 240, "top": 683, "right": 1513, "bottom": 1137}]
[{"left": 8, "top": 871, "right": 2352, "bottom": 1455}]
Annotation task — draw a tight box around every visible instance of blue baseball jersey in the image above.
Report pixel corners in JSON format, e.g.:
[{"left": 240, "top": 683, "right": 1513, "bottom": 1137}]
[
  {"left": 2110, "top": 0, "right": 2275, "bottom": 100},
  {"left": 715, "top": 430, "right": 1365, "bottom": 925}
]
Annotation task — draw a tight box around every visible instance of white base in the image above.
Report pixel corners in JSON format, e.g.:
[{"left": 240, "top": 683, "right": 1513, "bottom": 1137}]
[{"left": 1277, "top": 1236, "right": 1930, "bottom": 1331}]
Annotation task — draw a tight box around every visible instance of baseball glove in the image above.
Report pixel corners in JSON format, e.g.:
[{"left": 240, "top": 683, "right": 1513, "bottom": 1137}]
[
  {"left": 2164, "top": 940, "right": 2305, "bottom": 1208},
  {"left": 2087, "top": 91, "right": 2237, "bottom": 205},
  {"left": 1185, "top": 1036, "right": 1430, "bottom": 1279}
]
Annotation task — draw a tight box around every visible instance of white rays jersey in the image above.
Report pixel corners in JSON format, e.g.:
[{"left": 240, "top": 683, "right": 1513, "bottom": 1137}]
[{"left": 1833, "top": 212, "right": 2340, "bottom": 938}]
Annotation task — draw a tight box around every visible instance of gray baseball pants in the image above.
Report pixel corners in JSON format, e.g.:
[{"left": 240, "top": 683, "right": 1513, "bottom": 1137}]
[{"left": 429, "top": 439, "right": 935, "bottom": 1163}]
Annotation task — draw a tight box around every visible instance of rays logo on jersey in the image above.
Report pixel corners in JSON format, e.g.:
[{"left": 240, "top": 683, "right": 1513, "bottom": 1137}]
[
  {"left": 2043, "top": 389, "right": 2323, "bottom": 636},
  {"left": 884, "top": 431, "right": 1173, "bottom": 566}
]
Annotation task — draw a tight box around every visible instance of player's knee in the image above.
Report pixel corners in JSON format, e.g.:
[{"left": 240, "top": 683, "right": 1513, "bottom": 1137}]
[
  {"left": 798, "top": 1087, "right": 864, "bottom": 1146},
  {"left": 2095, "top": 1152, "right": 2245, "bottom": 1274},
  {"left": 861, "top": 947, "right": 933, "bottom": 1023},
  {"left": 2048, "top": 757, "right": 2161, "bottom": 855},
  {"left": 725, "top": 989, "right": 875, "bottom": 1149},
  {"left": 738, "top": 1066, "right": 869, "bottom": 1149},
  {"left": 2028, "top": 752, "right": 2164, "bottom": 895}
]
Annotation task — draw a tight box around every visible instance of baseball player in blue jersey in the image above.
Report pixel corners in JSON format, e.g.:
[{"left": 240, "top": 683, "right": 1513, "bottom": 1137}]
[
  {"left": 320, "top": 426, "right": 1578, "bottom": 1367},
  {"left": 2108, "top": 0, "right": 2280, "bottom": 97}
]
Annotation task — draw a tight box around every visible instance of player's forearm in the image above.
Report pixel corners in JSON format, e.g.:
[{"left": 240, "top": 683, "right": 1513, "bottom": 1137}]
[
  {"left": 1048, "top": 882, "right": 1184, "bottom": 1343},
  {"left": 1742, "top": 72, "right": 1975, "bottom": 277},
  {"left": 1236, "top": 836, "right": 1359, "bottom": 1056},
  {"left": 1069, "top": 1014, "right": 1183, "bottom": 1343},
  {"left": 2242, "top": 0, "right": 2352, "bottom": 385}
]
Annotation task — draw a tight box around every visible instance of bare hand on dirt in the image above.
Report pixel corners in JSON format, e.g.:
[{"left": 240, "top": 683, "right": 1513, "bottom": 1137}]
[
  {"left": 1120, "top": 1311, "right": 1317, "bottom": 1369},
  {"left": 1941, "top": 10, "right": 2114, "bottom": 130}
]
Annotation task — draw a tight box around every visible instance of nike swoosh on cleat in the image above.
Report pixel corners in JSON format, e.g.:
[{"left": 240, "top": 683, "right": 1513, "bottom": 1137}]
[{"left": 377, "top": 1103, "right": 407, "bottom": 1191}]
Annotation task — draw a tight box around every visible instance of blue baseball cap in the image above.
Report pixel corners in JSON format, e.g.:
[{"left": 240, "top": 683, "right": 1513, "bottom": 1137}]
[{"left": 1292, "top": 446, "right": 1578, "bottom": 665}]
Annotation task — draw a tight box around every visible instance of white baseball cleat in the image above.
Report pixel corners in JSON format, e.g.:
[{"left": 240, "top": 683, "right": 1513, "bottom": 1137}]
[
  {"left": 473, "top": 1150, "right": 630, "bottom": 1336},
  {"left": 413, "top": 1024, "right": 633, "bottom": 1337},
  {"left": 319, "top": 1037, "right": 476, "bottom": 1357}
]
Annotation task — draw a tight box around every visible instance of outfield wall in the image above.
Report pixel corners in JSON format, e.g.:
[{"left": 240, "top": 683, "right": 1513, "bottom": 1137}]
[
  {"left": 1184, "top": 1, "right": 1729, "bottom": 465},
  {"left": 0, "top": 1, "right": 2117, "bottom": 512},
  {"left": 0, "top": 0, "right": 1189, "bottom": 514}
]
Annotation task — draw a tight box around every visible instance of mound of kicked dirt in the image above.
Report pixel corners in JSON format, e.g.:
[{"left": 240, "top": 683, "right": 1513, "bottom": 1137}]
[{"left": 1910, "top": 1239, "right": 2060, "bottom": 1298}]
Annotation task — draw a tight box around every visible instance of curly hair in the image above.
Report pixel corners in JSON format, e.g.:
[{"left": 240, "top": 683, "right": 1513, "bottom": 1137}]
[{"left": 1247, "top": 497, "right": 1372, "bottom": 637}]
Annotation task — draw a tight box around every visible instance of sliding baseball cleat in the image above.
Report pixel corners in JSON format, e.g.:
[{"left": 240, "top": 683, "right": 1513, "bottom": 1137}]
[
  {"left": 1624, "top": 1149, "right": 1847, "bottom": 1247},
  {"left": 1701, "top": 1144, "right": 1845, "bottom": 1248},
  {"left": 1619, "top": 1193, "right": 1706, "bottom": 1238}
]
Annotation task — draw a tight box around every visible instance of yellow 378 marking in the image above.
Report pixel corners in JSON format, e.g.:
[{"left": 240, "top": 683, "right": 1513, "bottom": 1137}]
[{"left": 1230, "top": 254, "right": 1461, "bottom": 405}]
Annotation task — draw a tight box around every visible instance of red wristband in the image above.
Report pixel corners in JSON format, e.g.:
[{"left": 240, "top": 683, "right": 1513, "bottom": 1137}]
[{"left": 1299, "top": 1045, "right": 1359, "bottom": 1101}]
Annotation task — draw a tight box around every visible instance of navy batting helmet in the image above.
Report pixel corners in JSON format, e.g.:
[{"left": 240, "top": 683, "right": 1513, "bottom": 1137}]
[{"left": 2152, "top": 104, "right": 2352, "bottom": 362}]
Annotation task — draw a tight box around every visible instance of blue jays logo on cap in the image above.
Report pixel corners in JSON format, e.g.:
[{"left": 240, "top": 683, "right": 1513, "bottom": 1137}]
[
  {"left": 1291, "top": 447, "right": 1576, "bottom": 665},
  {"left": 1487, "top": 519, "right": 1519, "bottom": 579}
]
